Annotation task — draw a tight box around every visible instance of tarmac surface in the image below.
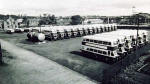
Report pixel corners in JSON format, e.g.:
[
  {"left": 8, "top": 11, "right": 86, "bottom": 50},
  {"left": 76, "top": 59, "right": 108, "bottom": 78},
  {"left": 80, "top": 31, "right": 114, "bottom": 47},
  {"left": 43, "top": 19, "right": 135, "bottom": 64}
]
[
  {"left": 0, "top": 31, "right": 110, "bottom": 82},
  {"left": 0, "top": 39, "right": 98, "bottom": 84}
]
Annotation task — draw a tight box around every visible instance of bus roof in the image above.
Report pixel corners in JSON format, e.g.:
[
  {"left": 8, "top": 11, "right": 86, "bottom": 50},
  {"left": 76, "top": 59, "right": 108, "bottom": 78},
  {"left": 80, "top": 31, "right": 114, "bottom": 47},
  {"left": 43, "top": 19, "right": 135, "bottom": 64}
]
[
  {"left": 83, "top": 35, "right": 118, "bottom": 42},
  {"left": 95, "top": 34, "right": 125, "bottom": 39}
]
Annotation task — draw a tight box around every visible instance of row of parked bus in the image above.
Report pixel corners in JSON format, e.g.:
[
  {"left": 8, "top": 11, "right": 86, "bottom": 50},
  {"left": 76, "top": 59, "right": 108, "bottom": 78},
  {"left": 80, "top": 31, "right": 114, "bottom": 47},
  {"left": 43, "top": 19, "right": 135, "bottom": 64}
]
[
  {"left": 5, "top": 27, "right": 33, "bottom": 34},
  {"left": 27, "top": 24, "right": 117, "bottom": 41},
  {"left": 5, "top": 28, "right": 25, "bottom": 34},
  {"left": 81, "top": 30, "right": 148, "bottom": 62}
]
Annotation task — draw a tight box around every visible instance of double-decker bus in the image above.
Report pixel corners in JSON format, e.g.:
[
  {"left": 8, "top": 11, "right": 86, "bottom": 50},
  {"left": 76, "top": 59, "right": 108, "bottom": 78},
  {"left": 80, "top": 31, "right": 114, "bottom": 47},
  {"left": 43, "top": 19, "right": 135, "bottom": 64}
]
[
  {"left": 27, "top": 24, "right": 118, "bottom": 42},
  {"left": 94, "top": 34, "right": 127, "bottom": 56},
  {"left": 64, "top": 26, "right": 72, "bottom": 38},
  {"left": 81, "top": 35, "right": 120, "bottom": 61}
]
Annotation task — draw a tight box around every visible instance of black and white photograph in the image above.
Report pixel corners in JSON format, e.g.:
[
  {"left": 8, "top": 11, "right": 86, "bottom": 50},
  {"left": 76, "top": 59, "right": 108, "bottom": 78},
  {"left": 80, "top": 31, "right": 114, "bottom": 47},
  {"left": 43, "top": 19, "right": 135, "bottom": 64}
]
[{"left": 0, "top": 0, "right": 150, "bottom": 84}]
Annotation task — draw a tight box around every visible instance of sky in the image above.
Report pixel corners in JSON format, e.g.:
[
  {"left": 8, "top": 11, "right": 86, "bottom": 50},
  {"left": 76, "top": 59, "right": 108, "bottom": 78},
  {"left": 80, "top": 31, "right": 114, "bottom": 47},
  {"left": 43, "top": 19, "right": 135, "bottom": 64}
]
[{"left": 0, "top": 0, "right": 150, "bottom": 16}]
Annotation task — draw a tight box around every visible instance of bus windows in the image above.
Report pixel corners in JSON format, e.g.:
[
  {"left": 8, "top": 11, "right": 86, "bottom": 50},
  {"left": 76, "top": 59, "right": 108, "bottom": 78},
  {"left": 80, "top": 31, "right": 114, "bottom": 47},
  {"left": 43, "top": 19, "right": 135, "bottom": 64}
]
[
  {"left": 126, "top": 40, "right": 129, "bottom": 43},
  {"left": 89, "top": 48, "right": 93, "bottom": 51},
  {"left": 104, "top": 42, "right": 111, "bottom": 45},
  {"left": 103, "top": 41, "right": 108, "bottom": 45},
  {"left": 119, "top": 48, "right": 122, "bottom": 52},
  {"left": 82, "top": 42, "right": 86, "bottom": 45},
  {"left": 107, "top": 46, "right": 117, "bottom": 51},
  {"left": 90, "top": 40, "right": 93, "bottom": 42},
  {"left": 98, "top": 41, "right": 102, "bottom": 44},
  {"left": 86, "top": 39, "right": 89, "bottom": 42},
  {"left": 93, "top": 49, "right": 97, "bottom": 52},
  {"left": 87, "top": 48, "right": 90, "bottom": 50},
  {"left": 103, "top": 51, "right": 107, "bottom": 55},
  {"left": 94, "top": 40, "right": 98, "bottom": 43},
  {"left": 108, "top": 42, "right": 111, "bottom": 45},
  {"left": 143, "top": 35, "right": 146, "bottom": 38},
  {"left": 111, "top": 52, "right": 114, "bottom": 56},
  {"left": 132, "top": 38, "right": 136, "bottom": 41},
  {"left": 118, "top": 44, "right": 123, "bottom": 47},
  {"left": 103, "top": 41, "right": 106, "bottom": 45},
  {"left": 98, "top": 50, "right": 102, "bottom": 54},
  {"left": 108, "top": 51, "right": 110, "bottom": 55}
]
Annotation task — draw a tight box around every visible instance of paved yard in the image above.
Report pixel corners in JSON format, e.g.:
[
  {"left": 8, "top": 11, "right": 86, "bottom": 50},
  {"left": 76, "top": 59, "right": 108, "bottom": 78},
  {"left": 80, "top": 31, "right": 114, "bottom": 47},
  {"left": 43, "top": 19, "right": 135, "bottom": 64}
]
[
  {"left": 0, "top": 39, "right": 98, "bottom": 84},
  {"left": 0, "top": 31, "right": 110, "bottom": 82}
]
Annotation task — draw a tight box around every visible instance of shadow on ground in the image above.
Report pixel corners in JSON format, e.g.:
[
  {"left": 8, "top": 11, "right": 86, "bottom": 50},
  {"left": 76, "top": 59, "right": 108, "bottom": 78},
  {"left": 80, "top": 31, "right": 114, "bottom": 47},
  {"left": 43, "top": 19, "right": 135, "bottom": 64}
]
[{"left": 70, "top": 51, "right": 115, "bottom": 64}]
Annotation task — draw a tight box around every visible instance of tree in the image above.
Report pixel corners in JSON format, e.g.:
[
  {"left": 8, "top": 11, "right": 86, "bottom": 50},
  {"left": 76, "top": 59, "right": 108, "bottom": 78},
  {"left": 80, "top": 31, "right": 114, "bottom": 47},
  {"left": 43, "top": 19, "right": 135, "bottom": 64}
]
[
  {"left": 26, "top": 20, "right": 29, "bottom": 28},
  {"left": 22, "top": 16, "right": 28, "bottom": 27},
  {"left": 70, "top": 15, "right": 82, "bottom": 25},
  {"left": 51, "top": 15, "right": 57, "bottom": 24},
  {"left": 39, "top": 14, "right": 57, "bottom": 25}
]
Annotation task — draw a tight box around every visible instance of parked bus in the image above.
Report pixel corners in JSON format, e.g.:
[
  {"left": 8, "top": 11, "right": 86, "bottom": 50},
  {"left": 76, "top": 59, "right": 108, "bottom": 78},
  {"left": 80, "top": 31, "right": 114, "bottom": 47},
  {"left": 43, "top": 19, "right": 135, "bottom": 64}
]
[
  {"left": 81, "top": 35, "right": 120, "bottom": 61},
  {"left": 56, "top": 27, "right": 65, "bottom": 40},
  {"left": 94, "top": 34, "right": 127, "bottom": 56},
  {"left": 64, "top": 27, "right": 72, "bottom": 38},
  {"left": 26, "top": 24, "right": 118, "bottom": 42}
]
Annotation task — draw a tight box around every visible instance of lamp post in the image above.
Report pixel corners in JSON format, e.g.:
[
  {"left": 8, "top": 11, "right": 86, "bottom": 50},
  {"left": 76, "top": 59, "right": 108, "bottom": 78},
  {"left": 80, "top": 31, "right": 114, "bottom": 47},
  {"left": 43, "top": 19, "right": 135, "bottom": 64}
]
[
  {"left": 135, "top": 13, "right": 140, "bottom": 59},
  {"left": 136, "top": 14, "right": 139, "bottom": 46},
  {"left": 132, "top": 6, "right": 140, "bottom": 53}
]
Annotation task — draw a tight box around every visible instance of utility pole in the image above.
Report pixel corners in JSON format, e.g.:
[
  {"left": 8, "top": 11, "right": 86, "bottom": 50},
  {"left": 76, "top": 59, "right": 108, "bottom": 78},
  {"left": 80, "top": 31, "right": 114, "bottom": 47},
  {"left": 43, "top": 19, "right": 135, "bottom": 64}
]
[
  {"left": 136, "top": 13, "right": 139, "bottom": 58},
  {"left": 132, "top": 6, "right": 136, "bottom": 15},
  {"left": 136, "top": 14, "right": 139, "bottom": 46}
]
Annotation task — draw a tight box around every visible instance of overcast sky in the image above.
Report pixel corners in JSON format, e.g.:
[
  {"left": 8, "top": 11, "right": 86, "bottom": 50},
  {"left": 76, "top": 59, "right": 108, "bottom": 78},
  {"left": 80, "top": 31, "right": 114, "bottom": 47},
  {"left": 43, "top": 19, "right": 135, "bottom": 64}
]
[{"left": 0, "top": 0, "right": 150, "bottom": 16}]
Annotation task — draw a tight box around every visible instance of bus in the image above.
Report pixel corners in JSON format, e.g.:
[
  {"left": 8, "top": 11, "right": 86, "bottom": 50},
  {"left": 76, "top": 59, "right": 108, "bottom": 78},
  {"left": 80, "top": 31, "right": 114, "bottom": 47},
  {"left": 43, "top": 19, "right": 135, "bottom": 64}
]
[
  {"left": 94, "top": 34, "right": 127, "bottom": 56},
  {"left": 76, "top": 25, "right": 84, "bottom": 37},
  {"left": 56, "top": 27, "right": 65, "bottom": 40},
  {"left": 82, "top": 26, "right": 89, "bottom": 35},
  {"left": 64, "top": 26, "right": 72, "bottom": 38},
  {"left": 81, "top": 35, "right": 120, "bottom": 61},
  {"left": 71, "top": 26, "right": 78, "bottom": 37},
  {"left": 51, "top": 29, "right": 58, "bottom": 40}
]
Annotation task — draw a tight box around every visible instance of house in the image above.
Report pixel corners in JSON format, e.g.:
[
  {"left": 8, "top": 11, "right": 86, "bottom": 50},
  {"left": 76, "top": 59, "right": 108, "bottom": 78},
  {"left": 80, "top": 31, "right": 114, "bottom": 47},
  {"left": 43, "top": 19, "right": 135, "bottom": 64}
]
[
  {"left": 56, "top": 17, "right": 71, "bottom": 25},
  {"left": 27, "top": 18, "right": 40, "bottom": 27},
  {"left": 17, "top": 19, "right": 26, "bottom": 27},
  {"left": 83, "top": 18, "right": 103, "bottom": 24},
  {"left": 17, "top": 18, "right": 40, "bottom": 27},
  {"left": 3, "top": 16, "right": 18, "bottom": 29}
]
